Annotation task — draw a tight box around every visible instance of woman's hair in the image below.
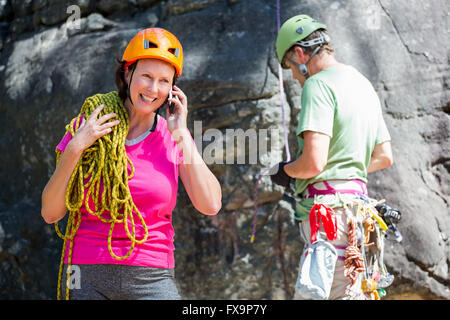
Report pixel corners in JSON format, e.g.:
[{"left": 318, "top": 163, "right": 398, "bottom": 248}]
[
  {"left": 114, "top": 58, "right": 179, "bottom": 103},
  {"left": 114, "top": 58, "right": 133, "bottom": 103}
]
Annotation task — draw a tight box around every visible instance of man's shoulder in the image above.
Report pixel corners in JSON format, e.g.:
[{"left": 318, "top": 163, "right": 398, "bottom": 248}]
[
  {"left": 307, "top": 64, "right": 372, "bottom": 91},
  {"left": 312, "top": 64, "right": 356, "bottom": 80}
]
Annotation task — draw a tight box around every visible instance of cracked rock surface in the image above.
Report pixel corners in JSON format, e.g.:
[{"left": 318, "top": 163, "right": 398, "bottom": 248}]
[{"left": 0, "top": 0, "right": 448, "bottom": 299}]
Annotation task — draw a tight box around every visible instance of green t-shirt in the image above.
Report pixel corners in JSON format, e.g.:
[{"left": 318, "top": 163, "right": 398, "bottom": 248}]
[{"left": 295, "top": 65, "right": 391, "bottom": 200}]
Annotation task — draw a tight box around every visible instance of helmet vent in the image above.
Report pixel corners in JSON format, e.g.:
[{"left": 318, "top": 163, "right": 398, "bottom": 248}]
[
  {"left": 144, "top": 40, "right": 158, "bottom": 49},
  {"left": 168, "top": 47, "right": 180, "bottom": 58}
]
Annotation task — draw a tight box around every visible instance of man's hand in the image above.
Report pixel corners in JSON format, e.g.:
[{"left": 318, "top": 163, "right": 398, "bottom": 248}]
[{"left": 270, "top": 161, "right": 292, "bottom": 188}]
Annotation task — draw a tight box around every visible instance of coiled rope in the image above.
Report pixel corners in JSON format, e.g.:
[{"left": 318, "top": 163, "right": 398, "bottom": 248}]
[
  {"left": 344, "top": 219, "right": 365, "bottom": 287},
  {"left": 54, "top": 91, "right": 148, "bottom": 300}
]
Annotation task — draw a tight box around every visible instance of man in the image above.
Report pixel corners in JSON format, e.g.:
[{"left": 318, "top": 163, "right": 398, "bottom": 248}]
[{"left": 270, "top": 14, "right": 393, "bottom": 300}]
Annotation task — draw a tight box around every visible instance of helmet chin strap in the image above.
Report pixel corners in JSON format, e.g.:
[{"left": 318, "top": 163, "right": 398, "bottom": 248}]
[
  {"left": 285, "top": 44, "right": 323, "bottom": 78},
  {"left": 126, "top": 62, "right": 137, "bottom": 106},
  {"left": 125, "top": 61, "right": 159, "bottom": 132},
  {"left": 284, "top": 31, "right": 330, "bottom": 78}
]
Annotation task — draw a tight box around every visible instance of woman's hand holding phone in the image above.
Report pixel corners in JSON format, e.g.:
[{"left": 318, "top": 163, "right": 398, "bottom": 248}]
[{"left": 166, "top": 85, "right": 188, "bottom": 138}]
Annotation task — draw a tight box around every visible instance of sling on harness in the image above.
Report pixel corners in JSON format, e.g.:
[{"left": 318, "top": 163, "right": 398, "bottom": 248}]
[{"left": 309, "top": 203, "right": 337, "bottom": 243}]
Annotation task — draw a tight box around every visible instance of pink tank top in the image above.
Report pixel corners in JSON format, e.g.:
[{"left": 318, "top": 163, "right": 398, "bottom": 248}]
[{"left": 56, "top": 115, "right": 184, "bottom": 268}]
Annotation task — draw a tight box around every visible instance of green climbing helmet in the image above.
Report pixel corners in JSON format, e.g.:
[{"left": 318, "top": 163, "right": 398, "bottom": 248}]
[{"left": 275, "top": 14, "right": 328, "bottom": 68}]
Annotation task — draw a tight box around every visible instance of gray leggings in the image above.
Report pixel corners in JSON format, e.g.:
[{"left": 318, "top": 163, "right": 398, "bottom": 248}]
[{"left": 61, "top": 264, "right": 181, "bottom": 300}]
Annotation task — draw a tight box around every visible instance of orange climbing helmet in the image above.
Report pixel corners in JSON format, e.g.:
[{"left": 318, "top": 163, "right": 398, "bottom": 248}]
[{"left": 122, "top": 28, "right": 183, "bottom": 76}]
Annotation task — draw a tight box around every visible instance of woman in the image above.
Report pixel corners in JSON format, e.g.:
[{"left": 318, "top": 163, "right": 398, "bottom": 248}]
[{"left": 41, "top": 28, "right": 222, "bottom": 300}]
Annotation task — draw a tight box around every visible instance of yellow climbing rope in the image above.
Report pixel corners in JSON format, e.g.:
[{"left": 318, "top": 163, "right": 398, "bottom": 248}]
[{"left": 54, "top": 91, "right": 148, "bottom": 300}]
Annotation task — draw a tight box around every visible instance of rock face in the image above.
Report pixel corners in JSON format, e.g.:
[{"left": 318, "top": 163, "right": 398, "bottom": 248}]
[{"left": 0, "top": 0, "right": 448, "bottom": 299}]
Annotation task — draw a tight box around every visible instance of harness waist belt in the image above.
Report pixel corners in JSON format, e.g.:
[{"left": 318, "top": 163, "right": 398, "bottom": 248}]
[{"left": 303, "top": 179, "right": 367, "bottom": 198}]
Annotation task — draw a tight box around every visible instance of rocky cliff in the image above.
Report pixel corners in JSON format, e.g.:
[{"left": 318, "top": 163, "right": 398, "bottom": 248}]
[{"left": 0, "top": 0, "right": 448, "bottom": 299}]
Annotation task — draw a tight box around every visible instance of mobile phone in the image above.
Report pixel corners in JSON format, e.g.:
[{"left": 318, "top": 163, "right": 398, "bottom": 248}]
[
  {"left": 168, "top": 88, "right": 175, "bottom": 114},
  {"left": 168, "top": 87, "right": 181, "bottom": 114}
]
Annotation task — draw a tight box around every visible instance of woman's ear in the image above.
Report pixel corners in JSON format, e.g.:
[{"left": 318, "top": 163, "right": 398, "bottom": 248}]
[
  {"left": 124, "top": 62, "right": 138, "bottom": 86},
  {"left": 124, "top": 66, "right": 131, "bottom": 86}
]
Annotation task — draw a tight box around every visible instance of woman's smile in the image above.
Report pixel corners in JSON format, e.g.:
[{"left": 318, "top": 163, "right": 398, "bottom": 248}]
[
  {"left": 139, "top": 93, "right": 158, "bottom": 104},
  {"left": 124, "top": 58, "right": 175, "bottom": 114}
]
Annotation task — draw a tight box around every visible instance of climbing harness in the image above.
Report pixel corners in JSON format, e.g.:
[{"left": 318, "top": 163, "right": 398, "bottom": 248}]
[
  {"left": 303, "top": 179, "right": 368, "bottom": 198},
  {"left": 294, "top": 193, "right": 401, "bottom": 299},
  {"left": 54, "top": 91, "right": 148, "bottom": 300}
]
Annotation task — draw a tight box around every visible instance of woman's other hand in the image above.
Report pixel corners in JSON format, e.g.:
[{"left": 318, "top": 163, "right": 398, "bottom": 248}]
[{"left": 69, "top": 104, "right": 120, "bottom": 153}]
